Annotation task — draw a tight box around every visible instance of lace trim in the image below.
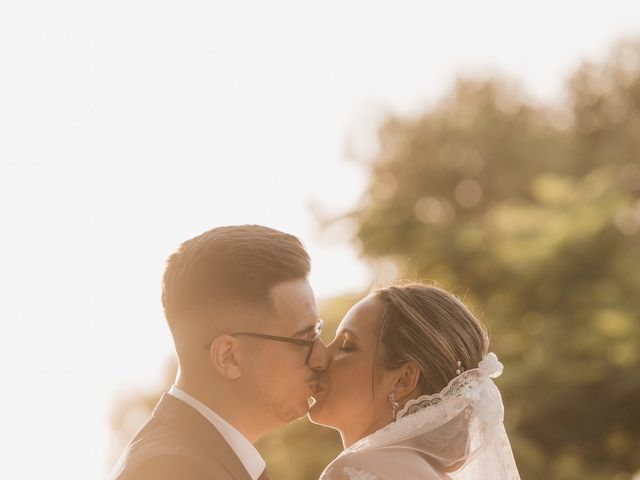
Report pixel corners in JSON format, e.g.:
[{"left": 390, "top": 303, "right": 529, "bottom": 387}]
[
  {"left": 397, "top": 352, "right": 502, "bottom": 419},
  {"left": 342, "top": 353, "right": 504, "bottom": 454}
]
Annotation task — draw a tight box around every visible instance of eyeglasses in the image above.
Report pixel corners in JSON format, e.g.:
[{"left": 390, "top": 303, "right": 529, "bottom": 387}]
[{"left": 204, "top": 319, "right": 324, "bottom": 366}]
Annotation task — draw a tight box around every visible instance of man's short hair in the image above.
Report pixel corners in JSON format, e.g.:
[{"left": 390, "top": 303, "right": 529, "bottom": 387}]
[{"left": 162, "top": 225, "right": 311, "bottom": 328}]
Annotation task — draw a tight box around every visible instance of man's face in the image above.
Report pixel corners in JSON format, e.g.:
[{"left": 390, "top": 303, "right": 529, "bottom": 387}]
[{"left": 239, "top": 278, "right": 327, "bottom": 425}]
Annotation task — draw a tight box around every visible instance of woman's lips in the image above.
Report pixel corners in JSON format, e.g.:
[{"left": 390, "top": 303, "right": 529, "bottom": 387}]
[
  {"left": 311, "top": 382, "right": 326, "bottom": 396},
  {"left": 307, "top": 383, "right": 325, "bottom": 408},
  {"left": 307, "top": 379, "right": 321, "bottom": 393}
]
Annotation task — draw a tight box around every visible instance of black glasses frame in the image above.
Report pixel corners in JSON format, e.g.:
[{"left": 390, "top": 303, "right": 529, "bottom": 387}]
[{"left": 204, "top": 319, "right": 324, "bottom": 366}]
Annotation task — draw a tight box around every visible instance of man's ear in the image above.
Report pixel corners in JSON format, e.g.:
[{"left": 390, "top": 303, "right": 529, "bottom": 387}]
[
  {"left": 208, "top": 335, "right": 243, "bottom": 380},
  {"left": 393, "top": 362, "right": 421, "bottom": 399}
]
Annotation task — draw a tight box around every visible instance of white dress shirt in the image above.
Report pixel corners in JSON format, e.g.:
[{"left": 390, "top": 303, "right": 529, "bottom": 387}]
[{"left": 168, "top": 385, "right": 266, "bottom": 480}]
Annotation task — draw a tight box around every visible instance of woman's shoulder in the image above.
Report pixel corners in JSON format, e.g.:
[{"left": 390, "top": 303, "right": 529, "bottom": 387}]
[
  {"left": 320, "top": 447, "right": 448, "bottom": 480},
  {"left": 319, "top": 450, "right": 380, "bottom": 480}
]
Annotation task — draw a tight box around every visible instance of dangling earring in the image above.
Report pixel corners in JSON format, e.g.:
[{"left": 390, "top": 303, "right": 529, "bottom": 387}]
[{"left": 389, "top": 393, "right": 399, "bottom": 421}]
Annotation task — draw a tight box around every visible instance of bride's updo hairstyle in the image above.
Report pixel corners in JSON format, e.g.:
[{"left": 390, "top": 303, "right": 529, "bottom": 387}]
[{"left": 375, "top": 283, "right": 489, "bottom": 395}]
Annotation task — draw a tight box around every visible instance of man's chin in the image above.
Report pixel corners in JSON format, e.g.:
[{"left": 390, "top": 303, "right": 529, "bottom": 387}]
[{"left": 275, "top": 400, "right": 311, "bottom": 424}]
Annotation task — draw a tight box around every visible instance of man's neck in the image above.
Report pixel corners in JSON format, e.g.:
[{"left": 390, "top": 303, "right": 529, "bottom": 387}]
[{"left": 175, "top": 374, "right": 269, "bottom": 444}]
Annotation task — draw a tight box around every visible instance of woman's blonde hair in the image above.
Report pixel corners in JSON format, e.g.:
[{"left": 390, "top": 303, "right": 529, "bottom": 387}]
[{"left": 374, "top": 282, "right": 489, "bottom": 395}]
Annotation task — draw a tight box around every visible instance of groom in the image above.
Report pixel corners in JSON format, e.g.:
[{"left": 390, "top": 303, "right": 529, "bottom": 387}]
[{"left": 109, "top": 225, "right": 328, "bottom": 480}]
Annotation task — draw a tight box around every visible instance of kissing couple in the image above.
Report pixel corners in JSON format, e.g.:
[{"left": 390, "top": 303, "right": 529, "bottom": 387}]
[{"left": 109, "top": 225, "right": 520, "bottom": 480}]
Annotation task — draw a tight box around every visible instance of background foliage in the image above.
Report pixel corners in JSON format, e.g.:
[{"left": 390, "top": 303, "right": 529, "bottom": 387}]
[{"left": 110, "top": 40, "right": 640, "bottom": 479}]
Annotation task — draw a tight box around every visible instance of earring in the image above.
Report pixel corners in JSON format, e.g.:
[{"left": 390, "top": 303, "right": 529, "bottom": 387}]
[
  {"left": 389, "top": 393, "right": 399, "bottom": 420},
  {"left": 456, "top": 360, "right": 463, "bottom": 375}
]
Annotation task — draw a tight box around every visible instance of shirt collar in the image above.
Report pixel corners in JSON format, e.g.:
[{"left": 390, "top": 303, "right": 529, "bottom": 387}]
[{"left": 168, "top": 385, "right": 266, "bottom": 480}]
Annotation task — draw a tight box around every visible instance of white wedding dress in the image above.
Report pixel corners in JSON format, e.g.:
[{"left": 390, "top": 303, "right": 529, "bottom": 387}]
[{"left": 320, "top": 353, "right": 521, "bottom": 480}]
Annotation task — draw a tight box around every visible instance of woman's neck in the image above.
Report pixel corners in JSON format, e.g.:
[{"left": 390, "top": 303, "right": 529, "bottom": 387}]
[{"left": 340, "top": 414, "right": 394, "bottom": 449}]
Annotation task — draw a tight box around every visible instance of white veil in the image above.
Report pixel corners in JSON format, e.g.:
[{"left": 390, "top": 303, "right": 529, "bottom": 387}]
[{"left": 321, "top": 353, "right": 521, "bottom": 480}]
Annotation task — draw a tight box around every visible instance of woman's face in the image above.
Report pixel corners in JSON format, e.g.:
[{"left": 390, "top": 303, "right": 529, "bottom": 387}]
[{"left": 308, "top": 296, "right": 397, "bottom": 445}]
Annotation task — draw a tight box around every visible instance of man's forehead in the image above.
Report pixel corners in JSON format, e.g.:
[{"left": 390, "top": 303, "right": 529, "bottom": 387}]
[
  {"left": 270, "top": 278, "right": 314, "bottom": 304},
  {"left": 270, "top": 279, "right": 318, "bottom": 326}
]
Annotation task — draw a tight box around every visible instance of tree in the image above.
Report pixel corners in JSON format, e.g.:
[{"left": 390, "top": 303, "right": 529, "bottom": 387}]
[
  {"left": 110, "top": 40, "right": 640, "bottom": 480},
  {"left": 348, "top": 40, "right": 640, "bottom": 480}
]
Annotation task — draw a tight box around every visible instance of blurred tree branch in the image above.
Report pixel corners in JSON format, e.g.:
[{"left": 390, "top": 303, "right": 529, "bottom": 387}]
[{"left": 110, "top": 39, "right": 640, "bottom": 480}]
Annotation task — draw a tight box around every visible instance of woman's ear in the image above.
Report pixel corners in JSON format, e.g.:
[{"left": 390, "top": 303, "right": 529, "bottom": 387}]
[
  {"left": 209, "top": 335, "right": 242, "bottom": 380},
  {"left": 393, "top": 362, "right": 421, "bottom": 399}
]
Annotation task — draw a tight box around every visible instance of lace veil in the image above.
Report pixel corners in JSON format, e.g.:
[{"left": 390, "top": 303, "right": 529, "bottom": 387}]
[{"left": 321, "top": 353, "right": 520, "bottom": 480}]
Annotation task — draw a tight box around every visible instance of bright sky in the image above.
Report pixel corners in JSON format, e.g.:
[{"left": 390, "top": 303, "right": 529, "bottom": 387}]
[{"left": 1, "top": 1, "right": 639, "bottom": 478}]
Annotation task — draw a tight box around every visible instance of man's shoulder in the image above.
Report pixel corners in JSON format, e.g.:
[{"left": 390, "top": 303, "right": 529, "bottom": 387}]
[
  {"left": 111, "top": 452, "right": 229, "bottom": 480},
  {"left": 130, "top": 416, "right": 204, "bottom": 455},
  {"left": 108, "top": 417, "right": 230, "bottom": 480}
]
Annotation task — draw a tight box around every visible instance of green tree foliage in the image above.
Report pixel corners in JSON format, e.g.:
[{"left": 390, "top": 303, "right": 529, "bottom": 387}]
[
  {"left": 110, "top": 41, "right": 640, "bottom": 480},
  {"left": 348, "top": 40, "right": 640, "bottom": 480}
]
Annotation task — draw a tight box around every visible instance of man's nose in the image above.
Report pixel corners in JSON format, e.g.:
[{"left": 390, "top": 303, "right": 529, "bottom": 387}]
[{"left": 308, "top": 338, "right": 330, "bottom": 372}]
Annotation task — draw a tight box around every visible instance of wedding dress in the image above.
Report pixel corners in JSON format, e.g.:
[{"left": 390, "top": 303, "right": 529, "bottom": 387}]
[{"left": 320, "top": 353, "right": 521, "bottom": 480}]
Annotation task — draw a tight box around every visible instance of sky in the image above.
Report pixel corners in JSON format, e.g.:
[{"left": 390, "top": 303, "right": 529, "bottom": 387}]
[{"left": 1, "top": 1, "right": 639, "bottom": 478}]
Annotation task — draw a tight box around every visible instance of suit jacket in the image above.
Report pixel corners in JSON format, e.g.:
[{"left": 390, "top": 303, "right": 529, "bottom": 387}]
[{"left": 108, "top": 394, "right": 270, "bottom": 480}]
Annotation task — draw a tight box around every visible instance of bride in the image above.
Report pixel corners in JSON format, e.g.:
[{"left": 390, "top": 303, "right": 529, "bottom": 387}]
[{"left": 309, "top": 283, "right": 521, "bottom": 479}]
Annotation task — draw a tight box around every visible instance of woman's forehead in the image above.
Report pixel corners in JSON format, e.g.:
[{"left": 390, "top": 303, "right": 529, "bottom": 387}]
[{"left": 337, "top": 296, "right": 383, "bottom": 336}]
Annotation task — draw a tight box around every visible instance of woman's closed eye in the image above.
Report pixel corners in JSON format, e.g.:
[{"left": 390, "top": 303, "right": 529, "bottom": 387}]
[{"left": 338, "top": 338, "right": 355, "bottom": 352}]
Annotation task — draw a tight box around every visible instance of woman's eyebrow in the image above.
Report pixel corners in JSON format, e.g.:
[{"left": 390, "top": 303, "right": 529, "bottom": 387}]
[
  {"left": 338, "top": 328, "right": 359, "bottom": 341},
  {"left": 290, "top": 323, "right": 318, "bottom": 337}
]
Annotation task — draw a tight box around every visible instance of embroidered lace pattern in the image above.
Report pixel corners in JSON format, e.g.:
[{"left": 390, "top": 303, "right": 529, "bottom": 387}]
[
  {"left": 398, "top": 368, "right": 482, "bottom": 418},
  {"left": 342, "top": 467, "right": 378, "bottom": 480},
  {"left": 343, "top": 353, "right": 504, "bottom": 453},
  {"left": 321, "top": 353, "right": 520, "bottom": 480}
]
